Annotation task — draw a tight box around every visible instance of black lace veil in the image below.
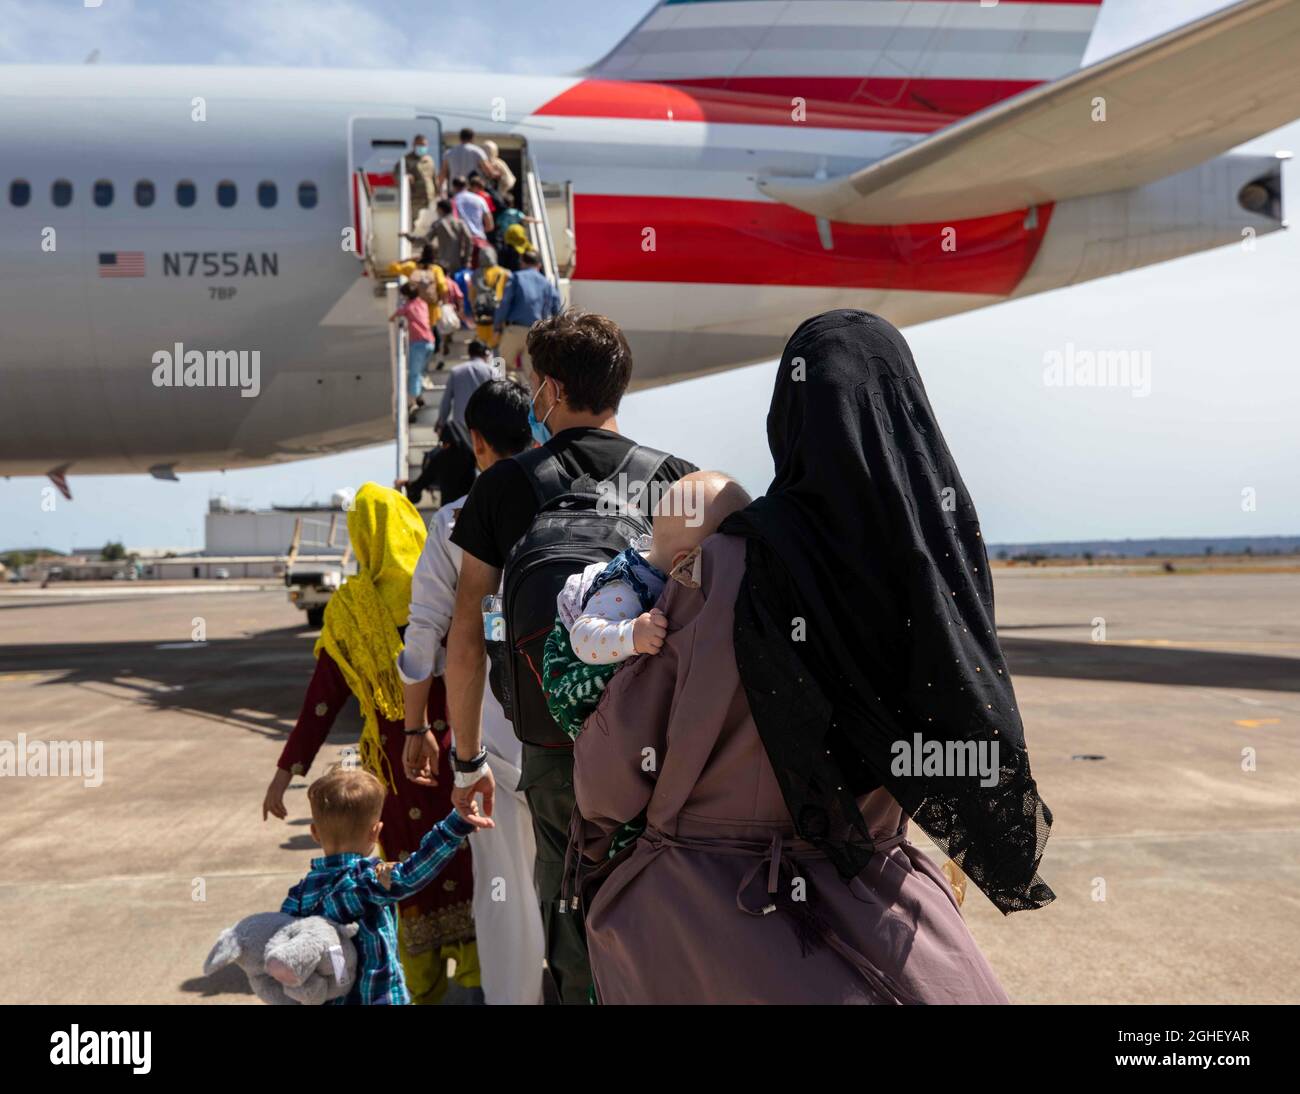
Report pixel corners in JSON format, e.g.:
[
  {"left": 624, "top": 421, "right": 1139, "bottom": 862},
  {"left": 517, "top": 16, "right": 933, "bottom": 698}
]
[{"left": 720, "top": 310, "right": 1054, "bottom": 915}]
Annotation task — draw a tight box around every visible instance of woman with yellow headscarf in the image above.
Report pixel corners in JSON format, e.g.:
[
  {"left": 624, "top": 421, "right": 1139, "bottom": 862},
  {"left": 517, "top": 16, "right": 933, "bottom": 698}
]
[
  {"left": 499, "top": 222, "right": 530, "bottom": 273},
  {"left": 262, "top": 483, "right": 480, "bottom": 1004}
]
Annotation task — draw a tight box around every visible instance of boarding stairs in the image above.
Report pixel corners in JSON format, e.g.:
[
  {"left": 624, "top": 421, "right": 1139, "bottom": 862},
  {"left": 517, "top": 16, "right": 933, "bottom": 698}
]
[{"left": 349, "top": 119, "right": 571, "bottom": 512}]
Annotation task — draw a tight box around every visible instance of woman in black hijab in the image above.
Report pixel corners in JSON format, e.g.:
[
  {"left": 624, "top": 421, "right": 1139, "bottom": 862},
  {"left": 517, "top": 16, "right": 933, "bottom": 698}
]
[
  {"left": 720, "top": 309, "right": 1054, "bottom": 915},
  {"left": 572, "top": 309, "right": 1043, "bottom": 1003}
]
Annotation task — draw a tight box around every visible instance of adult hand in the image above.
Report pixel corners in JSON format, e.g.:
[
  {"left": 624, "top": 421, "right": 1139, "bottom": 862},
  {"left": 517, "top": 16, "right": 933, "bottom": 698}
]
[
  {"left": 403, "top": 729, "right": 440, "bottom": 786},
  {"left": 451, "top": 765, "right": 496, "bottom": 829},
  {"left": 262, "top": 768, "right": 292, "bottom": 821}
]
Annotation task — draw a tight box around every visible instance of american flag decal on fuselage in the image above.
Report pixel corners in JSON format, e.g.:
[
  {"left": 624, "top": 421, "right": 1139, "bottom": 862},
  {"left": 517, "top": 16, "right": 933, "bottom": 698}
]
[{"left": 98, "top": 251, "right": 146, "bottom": 278}]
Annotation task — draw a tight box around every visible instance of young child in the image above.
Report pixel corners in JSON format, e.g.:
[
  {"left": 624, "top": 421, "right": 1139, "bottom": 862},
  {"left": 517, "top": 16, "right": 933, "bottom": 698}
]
[
  {"left": 543, "top": 470, "right": 751, "bottom": 740},
  {"left": 280, "top": 765, "right": 490, "bottom": 1005},
  {"left": 389, "top": 282, "right": 435, "bottom": 412}
]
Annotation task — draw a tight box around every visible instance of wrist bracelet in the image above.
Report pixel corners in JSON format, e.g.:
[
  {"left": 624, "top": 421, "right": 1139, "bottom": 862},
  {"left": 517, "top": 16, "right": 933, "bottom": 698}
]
[
  {"left": 449, "top": 746, "right": 488, "bottom": 773},
  {"left": 453, "top": 766, "right": 489, "bottom": 789},
  {"left": 403, "top": 723, "right": 432, "bottom": 737}
]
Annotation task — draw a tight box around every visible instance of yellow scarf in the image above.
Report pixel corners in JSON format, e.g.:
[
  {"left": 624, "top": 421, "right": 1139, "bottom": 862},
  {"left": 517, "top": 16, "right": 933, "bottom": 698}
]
[
  {"left": 314, "top": 483, "right": 427, "bottom": 791},
  {"left": 504, "top": 224, "right": 529, "bottom": 254}
]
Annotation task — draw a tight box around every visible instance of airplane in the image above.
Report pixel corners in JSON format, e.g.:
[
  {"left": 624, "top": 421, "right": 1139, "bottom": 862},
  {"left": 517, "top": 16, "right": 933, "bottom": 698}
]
[{"left": 2, "top": 0, "right": 1299, "bottom": 487}]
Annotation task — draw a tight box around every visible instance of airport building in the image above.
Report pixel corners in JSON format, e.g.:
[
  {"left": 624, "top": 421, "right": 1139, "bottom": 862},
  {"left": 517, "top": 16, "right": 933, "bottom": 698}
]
[
  {"left": 6, "top": 498, "right": 353, "bottom": 585},
  {"left": 203, "top": 495, "right": 350, "bottom": 559},
  {"left": 143, "top": 555, "right": 287, "bottom": 581}
]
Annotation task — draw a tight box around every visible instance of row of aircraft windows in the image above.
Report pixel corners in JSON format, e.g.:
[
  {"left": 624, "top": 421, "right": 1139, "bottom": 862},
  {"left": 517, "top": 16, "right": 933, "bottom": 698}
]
[{"left": 7, "top": 178, "right": 320, "bottom": 210}]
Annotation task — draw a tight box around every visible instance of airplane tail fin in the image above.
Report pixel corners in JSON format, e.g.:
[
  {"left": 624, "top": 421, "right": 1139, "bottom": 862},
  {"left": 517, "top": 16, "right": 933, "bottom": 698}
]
[{"left": 588, "top": 0, "right": 1104, "bottom": 130}]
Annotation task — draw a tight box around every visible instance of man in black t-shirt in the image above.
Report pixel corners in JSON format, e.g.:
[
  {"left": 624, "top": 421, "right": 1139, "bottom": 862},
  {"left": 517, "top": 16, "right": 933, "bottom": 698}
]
[
  {"left": 450, "top": 427, "right": 696, "bottom": 570},
  {"left": 410, "top": 309, "right": 695, "bottom": 1003}
]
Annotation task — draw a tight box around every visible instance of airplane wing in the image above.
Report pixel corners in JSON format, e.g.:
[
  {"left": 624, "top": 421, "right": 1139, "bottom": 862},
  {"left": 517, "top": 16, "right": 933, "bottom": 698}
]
[{"left": 757, "top": 0, "right": 1300, "bottom": 224}]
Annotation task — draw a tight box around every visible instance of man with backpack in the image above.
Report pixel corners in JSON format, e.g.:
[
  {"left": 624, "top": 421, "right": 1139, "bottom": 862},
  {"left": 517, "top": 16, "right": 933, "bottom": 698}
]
[{"left": 416, "top": 310, "right": 696, "bottom": 1003}]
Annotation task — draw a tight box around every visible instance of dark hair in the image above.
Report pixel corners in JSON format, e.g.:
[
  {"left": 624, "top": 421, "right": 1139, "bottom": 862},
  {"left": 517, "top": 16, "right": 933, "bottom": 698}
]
[
  {"left": 527, "top": 310, "right": 632, "bottom": 414},
  {"left": 436, "top": 198, "right": 453, "bottom": 215},
  {"left": 467, "top": 339, "right": 488, "bottom": 359},
  {"left": 399, "top": 282, "right": 419, "bottom": 300},
  {"left": 464, "top": 378, "right": 532, "bottom": 456},
  {"left": 413, "top": 133, "right": 427, "bottom": 144},
  {"left": 521, "top": 249, "right": 541, "bottom": 268},
  {"left": 451, "top": 176, "right": 467, "bottom": 191},
  {"left": 418, "top": 243, "right": 435, "bottom": 267},
  {"left": 459, "top": 127, "right": 475, "bottom": 142}
]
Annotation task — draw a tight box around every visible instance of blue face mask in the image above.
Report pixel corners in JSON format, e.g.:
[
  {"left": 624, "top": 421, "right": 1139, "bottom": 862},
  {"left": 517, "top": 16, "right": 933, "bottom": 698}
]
[
  {"left": 529, "top": 380, "right": 554, "bottom": 445},
  {"left": 414, "top": 144, "right": 429, "bottom": 156}
]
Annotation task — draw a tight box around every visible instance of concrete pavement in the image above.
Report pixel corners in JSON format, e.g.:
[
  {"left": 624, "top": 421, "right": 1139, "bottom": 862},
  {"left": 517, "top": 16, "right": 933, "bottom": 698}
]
[{"left": 0, "top": 570, "right": 1297, "bottom": 1003}]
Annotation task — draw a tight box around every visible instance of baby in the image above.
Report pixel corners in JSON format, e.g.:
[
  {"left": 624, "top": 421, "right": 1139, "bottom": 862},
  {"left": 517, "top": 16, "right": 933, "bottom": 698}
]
[
  {"left": 279, "top": 765, "right": 489, "bottom": 1005},
  {"left": 542, "top": 470, "right": 751, "bottom": 740}
]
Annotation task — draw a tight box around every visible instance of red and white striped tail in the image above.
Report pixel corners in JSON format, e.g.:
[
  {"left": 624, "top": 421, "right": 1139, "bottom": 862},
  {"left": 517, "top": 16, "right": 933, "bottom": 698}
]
[{"left": 589, "top": 0, "right": 1103, "bottom": 128}]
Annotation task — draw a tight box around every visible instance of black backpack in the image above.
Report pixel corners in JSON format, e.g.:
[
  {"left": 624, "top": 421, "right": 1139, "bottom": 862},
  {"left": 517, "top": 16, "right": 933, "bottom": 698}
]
[{"left": 495, "top": 442, "right": 669, "bottom": 748}]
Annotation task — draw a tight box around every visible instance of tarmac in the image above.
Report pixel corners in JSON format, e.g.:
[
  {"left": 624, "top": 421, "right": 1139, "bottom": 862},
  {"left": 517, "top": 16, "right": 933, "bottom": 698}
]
[{"left": 1, "top": 569, "right": 1297, "bottom": 1004}]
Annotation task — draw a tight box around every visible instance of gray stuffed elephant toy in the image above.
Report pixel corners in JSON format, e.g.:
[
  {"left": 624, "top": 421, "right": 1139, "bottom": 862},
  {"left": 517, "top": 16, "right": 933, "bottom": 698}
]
[{"left": 204, "top": 912, "right": 360, "bottom": 1005}]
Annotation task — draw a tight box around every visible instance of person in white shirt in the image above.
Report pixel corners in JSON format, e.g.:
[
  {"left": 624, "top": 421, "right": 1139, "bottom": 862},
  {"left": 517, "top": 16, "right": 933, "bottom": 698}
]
[
  {"left": 451, "top": 175, "right": 493, "bottom": 242},
  {"left": 439, "top": 126, "right": 488, "bottom": 191},
  {"left": 397, "top": 378, "right": 544, "bottom": 1005}
]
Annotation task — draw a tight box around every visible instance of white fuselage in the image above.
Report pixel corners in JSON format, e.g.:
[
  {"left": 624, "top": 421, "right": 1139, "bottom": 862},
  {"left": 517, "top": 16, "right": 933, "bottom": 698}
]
[{"left": 0, "top": 64, "right": 1280, "bottom": 476}]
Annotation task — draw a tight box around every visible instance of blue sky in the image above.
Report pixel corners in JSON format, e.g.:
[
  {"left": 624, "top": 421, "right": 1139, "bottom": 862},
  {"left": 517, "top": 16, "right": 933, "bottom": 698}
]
[{"left": 1, "top": 0, "right": 1297, "bottom": 551}]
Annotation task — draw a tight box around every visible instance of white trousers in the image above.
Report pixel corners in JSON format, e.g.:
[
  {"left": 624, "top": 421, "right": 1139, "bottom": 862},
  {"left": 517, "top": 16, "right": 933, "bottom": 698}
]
[{"left": 471, "top": 744, "right": 545, "bottom": 1003}]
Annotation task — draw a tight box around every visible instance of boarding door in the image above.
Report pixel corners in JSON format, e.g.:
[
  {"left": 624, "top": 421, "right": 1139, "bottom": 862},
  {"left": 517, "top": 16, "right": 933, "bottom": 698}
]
[{"left": 347, "top": 114, "right": 439, "bottom": 277}]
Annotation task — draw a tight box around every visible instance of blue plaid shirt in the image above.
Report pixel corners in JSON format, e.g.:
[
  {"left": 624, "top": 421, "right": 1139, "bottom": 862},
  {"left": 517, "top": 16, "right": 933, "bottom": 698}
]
[{"left": 280, "top": 809, "right": 475, "bottom": 1005}]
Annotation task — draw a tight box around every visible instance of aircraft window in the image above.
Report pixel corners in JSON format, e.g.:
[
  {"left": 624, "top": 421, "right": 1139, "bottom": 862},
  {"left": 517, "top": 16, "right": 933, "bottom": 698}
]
[
  {"left": 216, "top": 180, "right": 237, "bottom": 208},
  {"left": 298, "top": 181, "right": 318, "bottom": 209},
  {"left": 10, "top": 180, "right": 30, "bottom": 207},
  {"left": 257, "top": 180, "right": 277, "bottom": 208},
  {"left": 93, "top": 180, "right": 114, "bottom": 207},
  {"left": 135, "top": 180, "right": 155, "bottom": 207},
  {"left": 176, "top": 180, "right": 196, "bottom": 207},
  {"left": 52, "top": 179, "right": 73, "bottom": 207}
]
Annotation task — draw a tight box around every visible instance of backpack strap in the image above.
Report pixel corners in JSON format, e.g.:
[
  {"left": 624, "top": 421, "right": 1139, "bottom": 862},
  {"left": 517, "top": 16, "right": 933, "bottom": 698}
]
[
  {"left": 506, "top": 444, "right": 569, "bottom": 506},
  {"left": 611, "top": 444, "right": 670, "bottom": 491},
  {"left": 512, "top": 445, "right": 571, "bottom": 507},
  {"left": 594, "top": 444, "right": 672, "bottom": 520},
  {"left": 513, "top": 443, "right": 672, "bottom": 509}
]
